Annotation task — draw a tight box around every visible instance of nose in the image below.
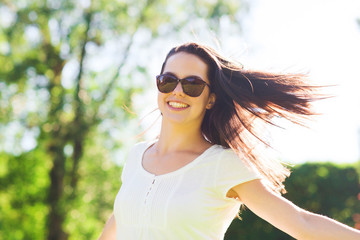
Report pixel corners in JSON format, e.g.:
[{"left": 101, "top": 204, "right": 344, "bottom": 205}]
[{"left": 172, "top": 81, "right": 185, "bottom": 96}]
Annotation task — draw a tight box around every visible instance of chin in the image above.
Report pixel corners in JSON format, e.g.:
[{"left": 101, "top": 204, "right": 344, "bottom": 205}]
[{"left": 163, "top": 115, "right": 187, "bottom": 124}]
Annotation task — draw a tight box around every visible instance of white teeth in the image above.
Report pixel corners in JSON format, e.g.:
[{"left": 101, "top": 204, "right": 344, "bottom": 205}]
[{"left": 168, "top": 101, "right": 189, "bottom": 108}]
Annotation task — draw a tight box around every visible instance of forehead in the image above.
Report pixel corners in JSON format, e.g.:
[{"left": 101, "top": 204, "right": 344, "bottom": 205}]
[{"left": 163, "top": 52, "right": 208, "bottom": 81}]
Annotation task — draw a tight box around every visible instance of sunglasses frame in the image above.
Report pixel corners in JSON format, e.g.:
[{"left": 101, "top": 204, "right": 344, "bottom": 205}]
[{"left": 156, "top": 73, "right": 211, "bottom": 97}]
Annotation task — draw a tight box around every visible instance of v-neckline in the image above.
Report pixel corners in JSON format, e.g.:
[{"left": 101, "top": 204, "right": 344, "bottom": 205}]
[{"left": 139, "top": 140, "right": 218, "bottom": 178}]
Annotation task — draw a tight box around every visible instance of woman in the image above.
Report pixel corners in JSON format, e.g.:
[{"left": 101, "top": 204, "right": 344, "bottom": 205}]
[{"left": 99, "top": 42, "right": 360, "bottom": 239}]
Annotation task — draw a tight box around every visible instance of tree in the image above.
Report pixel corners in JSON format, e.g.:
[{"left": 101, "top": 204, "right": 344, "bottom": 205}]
[
  {"left": 225, "top": 163, "right": 360, "bottom": 240},
  {"left": 0, "top": 0, "right": 247, "bottom": 239}
]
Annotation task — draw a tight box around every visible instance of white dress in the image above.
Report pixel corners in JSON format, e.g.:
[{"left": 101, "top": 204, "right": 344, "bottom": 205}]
[{"left": 114, "top": 141, "right": 261, "bottom": 240}]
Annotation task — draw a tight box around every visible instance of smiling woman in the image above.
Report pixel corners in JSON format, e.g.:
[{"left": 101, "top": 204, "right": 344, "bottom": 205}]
[
  {"left": 98, "top": 42, "right": 360, "bottom": 240},
  {"left": 157, "top": 52, "right": 215, "bottom": 128}
]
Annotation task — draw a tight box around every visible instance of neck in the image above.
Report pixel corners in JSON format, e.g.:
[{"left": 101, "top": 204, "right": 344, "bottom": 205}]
[{"left": 155, "top": 118, "right": 210, "bottom": 155}]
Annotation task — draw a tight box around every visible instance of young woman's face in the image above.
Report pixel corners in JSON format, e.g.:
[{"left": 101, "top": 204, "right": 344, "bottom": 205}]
[{"left": 157, "top": 52, "right": 216, "bottom": 127}]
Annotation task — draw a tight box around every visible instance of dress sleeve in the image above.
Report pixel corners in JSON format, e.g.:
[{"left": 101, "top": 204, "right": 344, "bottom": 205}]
[{"left": 215, "top": 148, "right": 261, "bottom": 199}]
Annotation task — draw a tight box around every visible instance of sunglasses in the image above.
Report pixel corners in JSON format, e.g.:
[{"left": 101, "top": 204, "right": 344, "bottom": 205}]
[{"left": 156, "top": 74, "right": 211, "bottom": 97}]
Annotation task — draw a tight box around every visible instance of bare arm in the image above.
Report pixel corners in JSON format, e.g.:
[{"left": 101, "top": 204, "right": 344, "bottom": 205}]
[
  {"left": 98, "top": 213, "right": 116, "bottom": 240},
  {"left": 231, "top": 179, "right": 360, "bottom": 240}
]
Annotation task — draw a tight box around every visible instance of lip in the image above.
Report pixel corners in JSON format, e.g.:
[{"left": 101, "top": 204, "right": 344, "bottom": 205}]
[
  {"left": 166, "top": 100, "right": 190, "bottom": 111},
  {"left": 167, "top": 99, "right": 189, "bottom": 104}
]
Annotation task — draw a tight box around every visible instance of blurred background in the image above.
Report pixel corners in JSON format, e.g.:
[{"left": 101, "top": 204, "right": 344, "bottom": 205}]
[{"left": 0, "top": 0, "right": 359, "bottom": 239}]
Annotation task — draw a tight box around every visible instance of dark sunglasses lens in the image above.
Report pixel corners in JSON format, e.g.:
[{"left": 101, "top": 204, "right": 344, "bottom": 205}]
[
  {"left": 182, "top": 78, "right": 206, "bottom": 97},
  {"left": 157, "top": 75, "right": 178, "bottom": 93}
]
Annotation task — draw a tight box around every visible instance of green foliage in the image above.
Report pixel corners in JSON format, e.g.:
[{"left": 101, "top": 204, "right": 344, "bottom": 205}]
[
  {"left": 0, "top": 143, "right": 122, "bottom": 240},
  {"left": 0, "top": 149, "right": 50, "bottom": 240},
  {"left": 225, "top": 163, "right": 360, "bottom": 240},
  {"left": 63, "top": 132, "right": 123, "bottom": 240},
  {"left": 0, "top": 0, "right": 249, "bottom": 239}
]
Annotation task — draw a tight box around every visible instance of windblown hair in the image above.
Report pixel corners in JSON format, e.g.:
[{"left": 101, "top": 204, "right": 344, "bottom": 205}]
[{"left": 160, "top": 42, "right": 322, "bottom": 194}]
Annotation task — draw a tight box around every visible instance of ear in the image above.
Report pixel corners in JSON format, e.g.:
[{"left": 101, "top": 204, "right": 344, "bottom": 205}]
[{"left": 206, "top": 93, "right": 216, "bottom": 109}]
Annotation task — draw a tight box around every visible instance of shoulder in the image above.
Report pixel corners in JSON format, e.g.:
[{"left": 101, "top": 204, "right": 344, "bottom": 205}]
[
  {"left": 204, "top": 145, "right": 258, "bottom": 176},
  {"left": 122, "top": 140, "right": 157, "bottom": 169},
  {"left": 129, "top": 141, "right": 148, "bottom": 153},
  {"left": 120, "top": 140, "right": 156, "bottom": 182},
  {"left": 128, "top": 140, "right": 156, "bottom": 156},
  {"left": 213, "top": 146, "right": 246, "bottom": 165},
  {"left": 215, "top": 147, "right": 261, "bottom": 183},
  {"left": 202, "top": 145, "right": 242, "bottom": 165}
]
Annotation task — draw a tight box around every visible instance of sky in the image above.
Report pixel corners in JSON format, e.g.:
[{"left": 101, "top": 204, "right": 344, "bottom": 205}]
[
  {"left": 138, "top": 0, "right": 360, "bottom": 164},
  {"left": 241, "top": 0, "right": 360, "bottom": 163}
]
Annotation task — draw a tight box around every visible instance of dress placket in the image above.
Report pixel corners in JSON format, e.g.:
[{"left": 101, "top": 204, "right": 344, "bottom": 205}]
[{"left": 142, "top": 175, "right": 158, "bottom": 223}]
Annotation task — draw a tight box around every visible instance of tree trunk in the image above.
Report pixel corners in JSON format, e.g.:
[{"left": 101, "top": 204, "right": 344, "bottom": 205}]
[{"left": 47, "top": 129, "right": 68, "bottom": 240}]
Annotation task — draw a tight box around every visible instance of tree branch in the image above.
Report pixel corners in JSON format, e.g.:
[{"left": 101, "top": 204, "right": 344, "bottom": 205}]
[
  {"left": 91, "top": 0, "right": 157, "bottom": 124},
  {"left": 69, "top": 5, "right": 94, "bottom": 191}
]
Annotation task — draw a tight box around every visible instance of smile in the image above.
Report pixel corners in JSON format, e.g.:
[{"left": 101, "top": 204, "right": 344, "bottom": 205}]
[{"left": 167, "top": 101, "right": 189, "bottom": 109}]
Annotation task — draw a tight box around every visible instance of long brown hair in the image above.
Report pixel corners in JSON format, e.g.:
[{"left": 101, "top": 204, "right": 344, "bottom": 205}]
[{"left": 160, "top": 42, "right": 322, "bottom": 194}]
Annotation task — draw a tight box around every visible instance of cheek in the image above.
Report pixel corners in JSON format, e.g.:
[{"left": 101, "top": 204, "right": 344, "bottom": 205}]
[
  {"left": 200, "top": 92, "right": 211, "bottom": 107},
  {"left": 191, "top": 97, "right": 210, "bottom": 114},
  {"left": 157, "top": 92, "right": 166, "bottom": 110}
]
